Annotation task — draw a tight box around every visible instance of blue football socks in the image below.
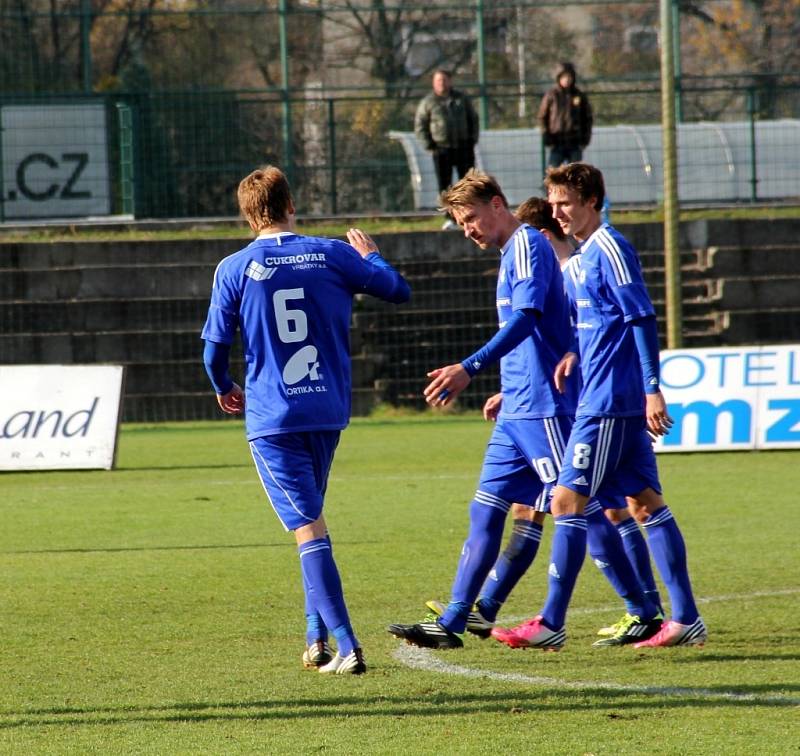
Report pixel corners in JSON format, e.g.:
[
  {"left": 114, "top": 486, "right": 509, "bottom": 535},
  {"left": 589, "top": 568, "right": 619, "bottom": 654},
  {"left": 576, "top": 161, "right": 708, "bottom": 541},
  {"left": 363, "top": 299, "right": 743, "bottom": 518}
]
[
  {"left": 441, "top": 494, "right": 509, "bottom": 633},
  {"left": 585, "top": 506, "right": 658, "bottom": 620},
  {"left": 303, "top": 573, "right": 328, "bottom": 646},
  {"left": 302, "top": 536, "right": 330, "bottom": 645},
  {"left": 477, "top": 519, "right": 544, "bottom": 622},
  {"left": 615, "top": 517, "right": 664, "bottom": 614},
  {"left": 641, "top": 506, "right": 699, "bottom": 624},
  {"left": 298, "top": 537, "right": 358, "bottom": 656},
  {"left": 540, "top": 514, "right": 587, "bottom": 630}
]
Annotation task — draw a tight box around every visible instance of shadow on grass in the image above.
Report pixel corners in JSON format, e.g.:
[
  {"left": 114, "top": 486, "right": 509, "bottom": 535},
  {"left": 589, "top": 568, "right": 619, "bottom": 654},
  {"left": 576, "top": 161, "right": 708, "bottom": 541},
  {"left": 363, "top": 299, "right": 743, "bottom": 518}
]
[
  {"left": 666, "top": 651, "right": 800, "bottom": 663},
  {"left": 3, "top": 540, "right": 381, "bottom": 555},
  {"left": 114, "top": 463, "right": 253, "bottom": 472},
  {"left": 1, "top": 542, "right": 290, "bottom": 555},
  {"left": 1, "top": 686, "right": 798, "bottom": 730}
]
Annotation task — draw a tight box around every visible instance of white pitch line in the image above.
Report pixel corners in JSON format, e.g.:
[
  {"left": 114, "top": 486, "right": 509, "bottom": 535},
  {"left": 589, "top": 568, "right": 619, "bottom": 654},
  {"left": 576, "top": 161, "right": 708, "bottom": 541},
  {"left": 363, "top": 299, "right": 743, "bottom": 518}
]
[
  {"left": 393, "top": 588, "right": 800, "bottom": 705},
  {"left": 394, "top": 646, "right": 800, "bottom": 705}
]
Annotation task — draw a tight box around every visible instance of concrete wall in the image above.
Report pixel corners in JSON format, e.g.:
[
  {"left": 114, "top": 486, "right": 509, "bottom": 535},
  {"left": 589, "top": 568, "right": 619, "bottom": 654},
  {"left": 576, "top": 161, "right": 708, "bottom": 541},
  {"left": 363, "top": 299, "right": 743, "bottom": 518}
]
[{"left": 1, "top": 219, "right": 799, "bottom": 421}]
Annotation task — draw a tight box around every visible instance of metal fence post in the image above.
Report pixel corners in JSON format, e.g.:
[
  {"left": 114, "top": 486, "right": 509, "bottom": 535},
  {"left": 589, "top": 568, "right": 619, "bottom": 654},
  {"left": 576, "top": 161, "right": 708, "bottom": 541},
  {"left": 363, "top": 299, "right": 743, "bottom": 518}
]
[
  {"left": 660, "top": 0, "right": 683, "bottom": 349},
  {"left": 0, "top": 106, "right": 4, "bottom": 223},
  {"left": 671, "top": 0, "right": 683, "bottom": 122},
  {"left": 475, "top": 0, "right": 489, "bottom": 129},
  {"left": 747, "top": 88, "right": 759, "bottom": 202},
  {"left": 327, "top": 98, "right": 338, "bottom": 215},
  {"left": 80, "top": 0, "right": 93, "bottom": 93},
  {"left": 116, "top": 102, "right": 135, "bottom": 217},
  {"left": 279, "top": 0, "right": 293, "bottom": 184},
  {"left": 540, "top": 133, "right": 547, "bottom": 182}
]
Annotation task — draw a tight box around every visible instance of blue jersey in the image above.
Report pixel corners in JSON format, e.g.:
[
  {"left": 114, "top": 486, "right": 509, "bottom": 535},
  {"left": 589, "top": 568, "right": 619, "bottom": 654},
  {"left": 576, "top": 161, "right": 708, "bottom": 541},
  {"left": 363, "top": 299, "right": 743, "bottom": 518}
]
[
  {"left": 558, "top": 252, "right": 581, "bottom": 413},
  {"left": 201, "top": 232, "right": 409, "bottom": 439},
  {"left": 566, "top": 224, "right": 654, "bottom": 417},
  {"left": 496, "top": 224, "right": 574, "bottom": 420}
]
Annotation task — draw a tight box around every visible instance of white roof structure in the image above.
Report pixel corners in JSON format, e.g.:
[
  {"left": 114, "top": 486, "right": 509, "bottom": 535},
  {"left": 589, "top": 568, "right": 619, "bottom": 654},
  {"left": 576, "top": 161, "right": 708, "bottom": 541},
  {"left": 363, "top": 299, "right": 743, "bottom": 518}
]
[{"left": 389, "top": 119, "right": 800, "bottom": 208}]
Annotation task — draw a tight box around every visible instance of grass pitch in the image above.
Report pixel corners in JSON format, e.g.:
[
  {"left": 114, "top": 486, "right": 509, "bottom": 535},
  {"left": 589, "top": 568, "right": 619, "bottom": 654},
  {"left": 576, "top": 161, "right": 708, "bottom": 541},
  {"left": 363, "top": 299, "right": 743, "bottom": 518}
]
[{"left": 1, "top": 417, "right": 798, "bottom": 754}]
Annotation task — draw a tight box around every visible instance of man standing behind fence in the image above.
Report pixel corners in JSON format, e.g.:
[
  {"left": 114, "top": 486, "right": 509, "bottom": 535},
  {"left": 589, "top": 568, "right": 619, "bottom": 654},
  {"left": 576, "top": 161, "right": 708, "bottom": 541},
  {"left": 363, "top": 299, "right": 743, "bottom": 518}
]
[
  {"left": 538, "top": 62, "right": 593, "bottom": 168},
  {"left": 415, "top": 69, "right": 480, "bottom": 229}
]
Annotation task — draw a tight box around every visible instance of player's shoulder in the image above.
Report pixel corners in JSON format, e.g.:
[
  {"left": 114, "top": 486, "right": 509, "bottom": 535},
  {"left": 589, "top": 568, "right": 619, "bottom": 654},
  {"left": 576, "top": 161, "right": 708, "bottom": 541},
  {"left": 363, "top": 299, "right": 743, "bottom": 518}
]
[
  {"left": 595, "top": 224, "right": 637, "bottom": 254},
  {"left": 212, "top": 239, "right": 261, "bottom": 277},
  {"left": 588, "top": 225, "right": 641, "bottom": 284},
  {"left": 584, "top": 224, "right": 637, "bottom": 262},
  {"left": 512, "top": 223, "right": 550, "bottom": 250},
  {"left": 291, "top": 234, "right": 357, "bottom": 259},
  {"left": 562, "top": 253, "right": 582, "bottom": 283}
]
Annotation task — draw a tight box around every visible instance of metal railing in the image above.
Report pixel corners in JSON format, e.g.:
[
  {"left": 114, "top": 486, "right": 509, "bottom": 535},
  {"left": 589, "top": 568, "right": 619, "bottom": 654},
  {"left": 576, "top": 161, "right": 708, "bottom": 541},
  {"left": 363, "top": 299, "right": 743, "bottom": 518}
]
[{"left": 2, "top": 79, "right": 800, "bottom": 221}]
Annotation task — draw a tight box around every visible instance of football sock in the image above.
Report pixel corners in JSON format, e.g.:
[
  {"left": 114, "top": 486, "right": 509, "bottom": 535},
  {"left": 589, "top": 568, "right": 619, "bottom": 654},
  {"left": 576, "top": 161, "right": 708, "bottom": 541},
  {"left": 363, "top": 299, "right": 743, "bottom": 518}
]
[
  {"left": 641, "top": 506, "right": 699, "bottom": 624},
  {"left": 615, "top": 517, "right": 664, "bottom": 614},
  {"left": 302, "top": 537, "right": 329, "bottom": 645},
  {"left": 477, "top": 519, "right": 544, "bottom": 622},
  {"left": 298, "top": 538, "right": 358, "bottom": 656},
  {"left": 441, "top": 494, "right": 509, "bottom": 633},
  {"left": 585, "top": 505, "right": 657, "bottom": 620},
  {"left": 475, "top": 596, "right": 502, "bottom": 624},
  {"left": 540, "top": 514, "right": 587, "bottom": 630},
  {"left": 303, "top": 578, "right": 328, "bottom": 645}
]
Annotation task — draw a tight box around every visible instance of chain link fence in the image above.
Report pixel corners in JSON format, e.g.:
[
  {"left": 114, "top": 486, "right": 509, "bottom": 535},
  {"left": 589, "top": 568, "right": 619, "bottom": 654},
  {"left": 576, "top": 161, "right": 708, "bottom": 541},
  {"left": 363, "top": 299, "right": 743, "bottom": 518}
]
[{"left": 2, "top": 2, "right": 800, "bottom": 220}]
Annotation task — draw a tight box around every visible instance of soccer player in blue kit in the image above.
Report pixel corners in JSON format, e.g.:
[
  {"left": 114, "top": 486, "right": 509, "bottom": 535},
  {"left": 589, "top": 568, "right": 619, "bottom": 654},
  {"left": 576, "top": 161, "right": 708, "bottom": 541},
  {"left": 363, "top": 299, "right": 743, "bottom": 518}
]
[
  {"left": 492, "top": 162, "right": 707, "bottom": 649},
  {"left": 426, "top": 198, "right": 665, "bottom": 645},
  {"left": 388, "top": 170, "right": 608, "bottom": 649},
  {"left": 202, "top": 166, "right": 410, "bottom": 674}
]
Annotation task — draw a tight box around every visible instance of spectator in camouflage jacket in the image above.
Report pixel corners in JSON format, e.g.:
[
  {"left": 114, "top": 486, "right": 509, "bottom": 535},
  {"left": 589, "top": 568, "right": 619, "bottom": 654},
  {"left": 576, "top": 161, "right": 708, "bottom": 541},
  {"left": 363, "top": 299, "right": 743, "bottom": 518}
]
[{"left": 415, "top": 70, "right": 480, "bottom": 204}]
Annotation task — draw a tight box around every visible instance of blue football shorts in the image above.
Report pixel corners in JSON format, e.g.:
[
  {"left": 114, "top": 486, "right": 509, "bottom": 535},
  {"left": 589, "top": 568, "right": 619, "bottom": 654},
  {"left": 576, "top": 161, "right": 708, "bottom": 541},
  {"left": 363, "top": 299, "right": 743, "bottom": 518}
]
[
  {"left": 557, "top": 414, "right": 661, "bottom": 500},
  {"left": 592, "top": 492, "right": 628, "bottom": 510},
  {"left": 477, "top": 416, "right": 573, "bottom": 512},
  {"left": 249, "top": 430, "right": 341, "bottom": 531}
]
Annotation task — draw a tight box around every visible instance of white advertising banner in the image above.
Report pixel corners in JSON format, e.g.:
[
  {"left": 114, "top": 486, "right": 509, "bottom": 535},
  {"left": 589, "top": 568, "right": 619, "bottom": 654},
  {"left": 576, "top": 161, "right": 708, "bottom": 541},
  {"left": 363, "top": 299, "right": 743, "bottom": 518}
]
[
  {"left": 1, "top": 103, "right": 111, "bottom": 219},
  {"left": 0, "top": 365, "right": 124, "bottom": 471},
  {"left": 655, "top": 344, "right": 800, "bottom": 453}
]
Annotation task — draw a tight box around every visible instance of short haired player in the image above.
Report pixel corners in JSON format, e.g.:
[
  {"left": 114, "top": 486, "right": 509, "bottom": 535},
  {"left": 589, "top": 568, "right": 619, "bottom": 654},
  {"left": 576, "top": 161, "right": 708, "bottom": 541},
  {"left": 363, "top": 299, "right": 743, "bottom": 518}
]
[
  {"left": 491, "top": 163, "right": 707, "bottom": 650},
  {"left": 426, "top": 197, "right": 665, "bottom": 645},
  {"left": 387, "top": 171, "right": 580, "bottom": 649},
  {"left": 202, "top": 166, "right": 410, "bottom": 674}
]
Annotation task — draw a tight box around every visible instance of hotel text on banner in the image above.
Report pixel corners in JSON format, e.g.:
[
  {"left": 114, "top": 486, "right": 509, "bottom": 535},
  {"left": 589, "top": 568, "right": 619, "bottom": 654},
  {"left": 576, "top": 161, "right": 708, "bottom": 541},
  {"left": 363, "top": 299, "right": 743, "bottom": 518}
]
[{"left": 655, "top": 344, "right": 800, "bottom": 453}]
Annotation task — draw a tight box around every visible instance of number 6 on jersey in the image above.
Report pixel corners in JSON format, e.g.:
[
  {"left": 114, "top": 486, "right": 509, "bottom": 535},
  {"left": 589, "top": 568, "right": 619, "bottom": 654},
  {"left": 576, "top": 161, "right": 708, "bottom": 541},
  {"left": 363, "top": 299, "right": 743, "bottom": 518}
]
[{"left": 274, "top": 288, "right": 307, "bottom": 343}]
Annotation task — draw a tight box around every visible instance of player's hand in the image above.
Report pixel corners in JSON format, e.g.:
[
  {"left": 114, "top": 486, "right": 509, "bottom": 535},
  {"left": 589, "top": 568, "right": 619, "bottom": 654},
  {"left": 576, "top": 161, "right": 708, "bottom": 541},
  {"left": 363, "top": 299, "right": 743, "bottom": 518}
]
[
  {"left": 424, "top": 364, "right": 471, "bottom": 407},
  {"left": 347, "top": 228, "right": 379, "bottom": 259},
  {"left": 554, "top": 351, "right": 578, "bottom": 394},
  {"left": 483, "top": 392, "right": 503, "bottom": 421},
  {"left": 645, "top": 391, "right": 673, "bottom": 437},
  {"left": 217, "top": 383, "right": 245, "bottom": 414}
]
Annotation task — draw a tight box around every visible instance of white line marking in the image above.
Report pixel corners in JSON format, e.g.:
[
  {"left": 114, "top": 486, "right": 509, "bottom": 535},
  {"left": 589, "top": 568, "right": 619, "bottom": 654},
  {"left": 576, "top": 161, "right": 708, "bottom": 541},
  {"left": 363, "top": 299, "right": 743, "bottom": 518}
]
[
  {"left": 394, "top": 646, "right": 799, "bottom": 704},
  {"left": 393, "top": 588, "right": 800, "bottom": 705}
]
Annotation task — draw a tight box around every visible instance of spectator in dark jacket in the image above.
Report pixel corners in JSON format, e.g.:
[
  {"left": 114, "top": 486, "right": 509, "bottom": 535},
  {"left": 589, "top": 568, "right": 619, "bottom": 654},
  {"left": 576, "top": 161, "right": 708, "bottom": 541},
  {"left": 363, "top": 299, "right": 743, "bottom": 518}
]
[
  {"left": 415, "top": 69, "right": 480, "bottom": 226},
  {"left": 537, "top": 62, "right": 593, "bottom": 168}
]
